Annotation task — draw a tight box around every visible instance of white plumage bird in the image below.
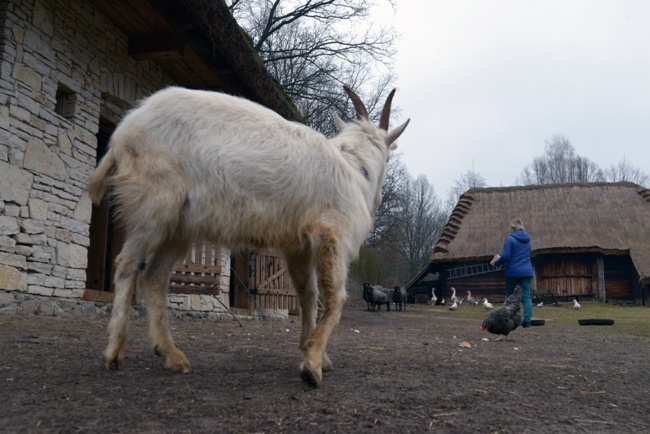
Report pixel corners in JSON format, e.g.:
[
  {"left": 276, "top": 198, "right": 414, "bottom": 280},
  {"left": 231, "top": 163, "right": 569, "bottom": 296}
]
[
  {"left": 449, "top": 300, "right": 458, "bottom": 311},
  {"left": 450, "top": 287, "right": 458, "bottom": 303},
  {"left": 536, "top": 301, "right": 544, "bottom": 307},
  {"left": 430, "top": 292, "right": 437, "bottom": 304},
  {"left": 483, "top": 298, "right": 494, "bottom": 310},
  {"left": 573, "top": 299, "right": 581, "bottom": 309}
]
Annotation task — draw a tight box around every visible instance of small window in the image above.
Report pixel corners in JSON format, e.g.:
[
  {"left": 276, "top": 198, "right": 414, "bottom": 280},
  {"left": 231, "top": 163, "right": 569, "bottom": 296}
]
[{"left": 55, "top": 83, "right": 76, "bottom": 119}]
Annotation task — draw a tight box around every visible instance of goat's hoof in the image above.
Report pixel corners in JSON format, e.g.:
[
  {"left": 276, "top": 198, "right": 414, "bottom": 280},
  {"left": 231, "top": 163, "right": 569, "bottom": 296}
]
[
  {"left": 322, "top": 352, "right": 334, "bottom": 372},
  {"left": 164, "top": 349, "right": 191, "bottom": 374},
  {"left": 103, "top": 345, "right": 125, "bottom": 370},
  {"left": 300, "top": 360, "right": 322, "bottom": 387},
  {"left": 103, "top": 354, "right": 121, "bottom": 370}
]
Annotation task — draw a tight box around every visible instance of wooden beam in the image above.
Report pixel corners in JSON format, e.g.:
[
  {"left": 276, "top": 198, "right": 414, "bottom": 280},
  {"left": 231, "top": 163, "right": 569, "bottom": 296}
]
[{"left": 129, "top": 34, "right": 185, "bottom": 60}]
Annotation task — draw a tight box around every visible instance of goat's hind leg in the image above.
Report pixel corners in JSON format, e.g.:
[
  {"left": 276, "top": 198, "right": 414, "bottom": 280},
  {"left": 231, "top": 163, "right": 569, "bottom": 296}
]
[
  {"left": 103, "top": 238, "right": 145, "bottom": 370},
  {"left": 139, "top": 242, "right": 190, "bottom": 373}
]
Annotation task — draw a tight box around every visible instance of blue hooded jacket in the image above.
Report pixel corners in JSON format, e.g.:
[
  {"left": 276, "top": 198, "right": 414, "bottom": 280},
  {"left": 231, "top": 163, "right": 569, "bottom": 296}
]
[{"left": 494, "top": 229, "right": 533, "bottom": 278}]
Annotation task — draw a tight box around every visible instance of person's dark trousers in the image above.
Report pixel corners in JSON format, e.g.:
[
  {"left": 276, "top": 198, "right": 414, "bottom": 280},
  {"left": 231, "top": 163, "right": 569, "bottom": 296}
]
[{"left": 506, "top": 277, "right": 532, "bottom": 326}]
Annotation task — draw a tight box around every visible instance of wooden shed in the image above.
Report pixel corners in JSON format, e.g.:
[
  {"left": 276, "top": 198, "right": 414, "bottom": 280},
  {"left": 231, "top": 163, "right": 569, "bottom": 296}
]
[
  {"left": 0, "top": 0, "right": 300, "bottom": 317},
  {"left": 407, "top": 182, "right": 650, "bottom": 305}
]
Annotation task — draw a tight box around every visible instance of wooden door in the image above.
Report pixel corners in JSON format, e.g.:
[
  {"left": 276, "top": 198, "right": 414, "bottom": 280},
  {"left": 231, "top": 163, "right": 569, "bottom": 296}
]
[
  {"left": 536, "top": 254, "right": 594, "bottom": 297},
  {"left": 253, "top": 249, "right": 298, "bottom": 315},
  {"left": 603, "top": 255, "right": 634, "bottom": 300},
  {"left": 84, "top": 123, "right": 126, "bottom": 303}
]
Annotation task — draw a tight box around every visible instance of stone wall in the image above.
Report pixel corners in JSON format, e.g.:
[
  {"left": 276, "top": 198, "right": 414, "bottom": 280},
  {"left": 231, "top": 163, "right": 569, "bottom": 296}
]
[{"left": 0, "top": 0, "right": 232, "bottom": 314}]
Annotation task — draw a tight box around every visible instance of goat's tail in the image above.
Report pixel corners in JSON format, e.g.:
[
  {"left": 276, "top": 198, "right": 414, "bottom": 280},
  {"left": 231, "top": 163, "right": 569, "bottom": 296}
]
[{"left": 87, "top": 148, "right": 116, "bottom": 205}]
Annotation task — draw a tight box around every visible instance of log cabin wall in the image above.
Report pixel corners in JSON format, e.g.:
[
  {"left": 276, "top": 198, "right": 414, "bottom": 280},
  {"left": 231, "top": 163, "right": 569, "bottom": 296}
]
[
  {"left": 411, "top": 261, "right": 507, "bottom": 304},
  {"left": 419, "top": 253, "right": 638, "bottom": 305},
  {"left": 442, "top": 272, "right": 506, "bottom": 303}
]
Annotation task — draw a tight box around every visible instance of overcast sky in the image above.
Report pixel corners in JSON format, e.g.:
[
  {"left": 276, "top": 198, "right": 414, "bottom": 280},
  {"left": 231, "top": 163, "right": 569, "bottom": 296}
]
[{"left": 374, "top": 1, "right": 650, "bottom": 198}]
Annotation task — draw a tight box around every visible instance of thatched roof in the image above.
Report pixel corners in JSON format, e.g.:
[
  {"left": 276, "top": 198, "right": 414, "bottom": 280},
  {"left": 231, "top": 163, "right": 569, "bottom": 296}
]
[{"left": 432, "top": 182, "right": 650, "bottom": 283}]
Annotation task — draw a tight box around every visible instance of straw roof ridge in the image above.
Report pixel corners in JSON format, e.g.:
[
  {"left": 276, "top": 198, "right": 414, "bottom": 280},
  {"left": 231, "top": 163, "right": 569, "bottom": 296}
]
[{"left": 463, "top": 181, "right": 643, "bottom": 196}]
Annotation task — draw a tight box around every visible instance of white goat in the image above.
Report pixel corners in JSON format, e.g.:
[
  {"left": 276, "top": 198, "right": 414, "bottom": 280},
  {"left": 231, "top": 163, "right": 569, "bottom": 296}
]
[{"left": 87, "top": 85, "right": 409, "bottom": 386}]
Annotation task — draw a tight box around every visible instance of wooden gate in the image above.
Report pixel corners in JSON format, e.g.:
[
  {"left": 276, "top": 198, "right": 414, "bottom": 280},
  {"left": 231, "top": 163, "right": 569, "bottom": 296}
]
[
  {"left": 253, "top": 249, "right": 298, "bottom": 315},
  {"left": 169, "top": 243, "right": 221, "bottom": 295}
]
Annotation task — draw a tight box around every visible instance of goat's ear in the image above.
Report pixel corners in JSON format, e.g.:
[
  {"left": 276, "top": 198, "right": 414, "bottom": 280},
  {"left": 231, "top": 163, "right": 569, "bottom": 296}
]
[
  {"left": 333, "top": 112, "right": 346, "bottom": 131},
  {"left": 386, "top": 118, "right": 410, "bottom": 147}
]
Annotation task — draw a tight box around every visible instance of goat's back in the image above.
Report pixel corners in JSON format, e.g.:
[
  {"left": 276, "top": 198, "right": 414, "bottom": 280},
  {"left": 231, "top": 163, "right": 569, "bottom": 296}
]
[{"left": 98, "top": 87, "right": 377, "bottom": 254}]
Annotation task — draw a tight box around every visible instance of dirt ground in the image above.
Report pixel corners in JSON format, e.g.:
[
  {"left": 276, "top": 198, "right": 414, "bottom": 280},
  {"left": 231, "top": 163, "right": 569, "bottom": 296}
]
[{"left": 1, "top": 300, "right": 649, "bottom": 434}]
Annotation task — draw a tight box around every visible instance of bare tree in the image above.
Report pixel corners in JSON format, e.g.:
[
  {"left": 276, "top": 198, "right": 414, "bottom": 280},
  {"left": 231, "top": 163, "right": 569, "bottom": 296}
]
[
  {"left": 390, "top": 174, "right": 446, "bottom": 281},
  {"left": 517, "top": 135, "right": 605, "bottom": 185},
  {"left": 605, "top": 157, "right": 650, "bottom": 187},
  {"left": 367, "top": 153, "right": 408, "bottom": 247},
  {"left": 351, "top": 171, "right": 446, "bottom": 286},
  {"left": 227, "top": 0, "right": 397, "bottom": 135}
]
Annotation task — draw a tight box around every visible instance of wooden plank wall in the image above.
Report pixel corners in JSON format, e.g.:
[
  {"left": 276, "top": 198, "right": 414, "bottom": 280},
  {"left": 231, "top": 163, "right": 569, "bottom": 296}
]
[{"left": 169, "top": 243, "right": 221, "bottom": 295}]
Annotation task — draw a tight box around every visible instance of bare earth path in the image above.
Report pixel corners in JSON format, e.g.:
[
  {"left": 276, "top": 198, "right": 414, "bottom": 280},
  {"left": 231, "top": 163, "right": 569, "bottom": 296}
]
[{"left": 1, "top": 302, "right": 649, "bottom": 433}]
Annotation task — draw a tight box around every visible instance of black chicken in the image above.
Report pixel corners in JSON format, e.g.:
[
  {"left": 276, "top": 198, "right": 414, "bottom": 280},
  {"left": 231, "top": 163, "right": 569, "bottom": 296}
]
[{"left": 481, "top": 285, "right": 523, "bottom": 340}]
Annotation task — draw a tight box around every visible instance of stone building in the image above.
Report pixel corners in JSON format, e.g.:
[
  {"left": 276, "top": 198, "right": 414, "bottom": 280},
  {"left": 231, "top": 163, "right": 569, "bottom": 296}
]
[{"left": 0, "top": 0, "right": 300, "bottom": 317}]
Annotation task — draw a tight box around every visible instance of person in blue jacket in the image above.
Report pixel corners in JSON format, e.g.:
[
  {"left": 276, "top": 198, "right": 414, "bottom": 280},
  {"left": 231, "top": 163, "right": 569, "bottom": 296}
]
[{"left": 490, "top": 219, "right": 533, "bottom": 327}]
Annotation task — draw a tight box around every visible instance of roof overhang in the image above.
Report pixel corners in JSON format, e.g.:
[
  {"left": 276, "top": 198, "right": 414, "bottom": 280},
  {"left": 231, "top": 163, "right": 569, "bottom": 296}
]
[{"left": 89, "top": 0, "right": 301, "bottom": 121}]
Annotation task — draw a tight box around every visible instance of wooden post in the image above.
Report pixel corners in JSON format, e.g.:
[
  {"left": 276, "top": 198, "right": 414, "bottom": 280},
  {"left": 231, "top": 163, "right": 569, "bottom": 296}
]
[{"left": 596, "top": 255, "right": 606, "bottom": 303}]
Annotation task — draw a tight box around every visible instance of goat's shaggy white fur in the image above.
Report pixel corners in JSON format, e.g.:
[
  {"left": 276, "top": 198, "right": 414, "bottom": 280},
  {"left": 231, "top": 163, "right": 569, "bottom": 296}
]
[{"left": 87, "top": 85, "right": 408, "bottom": 386}]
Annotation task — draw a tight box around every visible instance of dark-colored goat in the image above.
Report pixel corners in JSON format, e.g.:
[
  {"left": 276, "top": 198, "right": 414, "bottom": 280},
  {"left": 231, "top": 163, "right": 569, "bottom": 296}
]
[{"left": 392, "top": 286, "right": 407, "bottom": 311}]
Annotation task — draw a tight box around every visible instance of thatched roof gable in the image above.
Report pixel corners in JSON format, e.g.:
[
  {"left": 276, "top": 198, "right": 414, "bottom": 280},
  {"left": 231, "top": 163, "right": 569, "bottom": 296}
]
[{"left": 433, "top": 182, "right": 650, "bottom": 282}]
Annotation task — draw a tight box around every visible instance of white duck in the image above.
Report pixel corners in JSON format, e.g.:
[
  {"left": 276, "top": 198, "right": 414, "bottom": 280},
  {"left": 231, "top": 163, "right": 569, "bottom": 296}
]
[
  {"left": 449, "top": 300, "right": 458, "bottom": 311},
  {"left": 450, "top": 287, "right": 458, "bottom": 303},
  {"left": 483, "top": 298, "right": 494, "bottom": 310},
  {"left": 573, "top": 299, "right": 581, "bottom": 309},
  {"left": 536, "top": 301, "right": 544, "bottom": 308},
  {"left": 441, "top": 298, "right": 446, "bottom": 305},
  {"left": 430, "top": 292, "right": 437, "bottom": 305}
]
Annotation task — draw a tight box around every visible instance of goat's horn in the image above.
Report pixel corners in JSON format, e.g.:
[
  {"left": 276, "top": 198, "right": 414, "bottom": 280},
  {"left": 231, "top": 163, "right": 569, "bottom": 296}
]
[
  {"left": 343, "top": 85, "right": 369, "bottom": 120},
  {"left": 379, "top": 89, "right": 396, "bottom": 131}
]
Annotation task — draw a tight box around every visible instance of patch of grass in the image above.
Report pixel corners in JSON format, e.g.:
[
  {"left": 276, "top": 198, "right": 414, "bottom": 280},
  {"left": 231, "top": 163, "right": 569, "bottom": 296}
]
[{"left": 402, "top": 302, "right": 650, "bottom": 337}]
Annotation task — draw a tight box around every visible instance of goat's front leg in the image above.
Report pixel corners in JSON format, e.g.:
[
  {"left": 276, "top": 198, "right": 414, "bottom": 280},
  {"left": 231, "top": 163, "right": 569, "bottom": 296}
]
[
  {"left": 139, "top": 244, "right": 190, "bottom": 373},
  {"left": 287, "top": 253, "right": 332, "bottom": 368},
  {"left": 286, "top": 252, "right": 335, "bottom": 383},
  {"left": 299, "top": 227, "right": 347, "bottom": 387}
]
